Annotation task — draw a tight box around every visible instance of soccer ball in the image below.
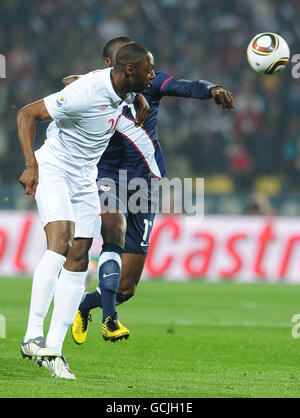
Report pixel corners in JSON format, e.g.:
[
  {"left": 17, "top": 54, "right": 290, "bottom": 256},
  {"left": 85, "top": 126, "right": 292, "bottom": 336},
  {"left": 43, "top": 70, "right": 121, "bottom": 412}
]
[{"left": 247, "top": 32, "right": 290, "bottom": 75}]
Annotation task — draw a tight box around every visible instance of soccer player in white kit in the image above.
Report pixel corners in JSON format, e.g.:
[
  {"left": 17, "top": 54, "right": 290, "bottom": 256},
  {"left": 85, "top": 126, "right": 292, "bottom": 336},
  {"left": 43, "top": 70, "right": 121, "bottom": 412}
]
[{"left": 18, "top": 42, "right": 155, "bottom": 379}]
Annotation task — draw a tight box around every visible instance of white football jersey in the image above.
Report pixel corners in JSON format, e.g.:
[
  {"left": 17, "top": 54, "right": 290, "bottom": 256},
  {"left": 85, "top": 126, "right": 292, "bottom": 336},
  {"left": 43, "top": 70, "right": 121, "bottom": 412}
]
[{"left": 42, "top": 68, "right": 135, "bottom": 169}]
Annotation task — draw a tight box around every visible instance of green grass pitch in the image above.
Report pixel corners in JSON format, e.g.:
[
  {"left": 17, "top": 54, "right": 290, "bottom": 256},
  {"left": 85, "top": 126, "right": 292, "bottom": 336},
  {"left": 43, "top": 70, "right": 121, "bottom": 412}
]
[{"left": 1, "top": 278, "right": 300, "bottom": 398}]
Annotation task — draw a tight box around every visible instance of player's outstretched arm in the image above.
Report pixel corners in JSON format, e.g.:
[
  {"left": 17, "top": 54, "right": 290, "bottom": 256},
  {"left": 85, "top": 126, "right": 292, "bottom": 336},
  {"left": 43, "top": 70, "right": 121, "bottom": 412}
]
[
  {"left": 17, "top": 100, "right": 51, "bottom": 197},
  {"left": 159, "top": 73, "right": 234, "bottom": 111}
]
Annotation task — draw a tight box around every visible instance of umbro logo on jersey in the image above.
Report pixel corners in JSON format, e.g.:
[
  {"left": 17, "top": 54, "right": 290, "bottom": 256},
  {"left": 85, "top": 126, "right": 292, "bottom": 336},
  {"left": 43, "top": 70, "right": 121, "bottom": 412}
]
[{"left": 99, "top": 105, "right": 108, "bottom": 111}]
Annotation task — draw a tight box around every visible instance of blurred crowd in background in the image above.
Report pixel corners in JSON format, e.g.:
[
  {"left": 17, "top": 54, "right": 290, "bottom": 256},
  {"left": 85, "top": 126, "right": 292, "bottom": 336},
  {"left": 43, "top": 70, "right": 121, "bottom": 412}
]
[{"left": 1, "top": 0, "right": 300, "bottom": 214}]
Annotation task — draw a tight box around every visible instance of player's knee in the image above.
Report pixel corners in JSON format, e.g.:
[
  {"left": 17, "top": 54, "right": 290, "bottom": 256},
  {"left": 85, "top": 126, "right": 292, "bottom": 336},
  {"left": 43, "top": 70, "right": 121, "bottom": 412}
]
[
  {"left": 65, "top": 246, "right": 90, "bottom": 271},
  {"left": 117, "top": 286, "right": 136, "bottom": 303},
  {"left": 101, "top": 216, "right": 126, "bottom": 247},
  {"left": 45, "top": 222, "right": 75, "bottom": 257},
  {"left": 67, "top": 253, "right": 89, "bottom": 271},
  {"left": 77, "top": 256, "right": 89, "bottom": 271},
  {"left": 49, "top": 236, "right": 73, "bottom": 257}
]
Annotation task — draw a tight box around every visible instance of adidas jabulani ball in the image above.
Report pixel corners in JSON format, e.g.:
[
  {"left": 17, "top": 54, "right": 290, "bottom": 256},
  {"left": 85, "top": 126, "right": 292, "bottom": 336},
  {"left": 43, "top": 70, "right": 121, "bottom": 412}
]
[{"left": 247, "top": 32, "right": 290, "bottom": 75}]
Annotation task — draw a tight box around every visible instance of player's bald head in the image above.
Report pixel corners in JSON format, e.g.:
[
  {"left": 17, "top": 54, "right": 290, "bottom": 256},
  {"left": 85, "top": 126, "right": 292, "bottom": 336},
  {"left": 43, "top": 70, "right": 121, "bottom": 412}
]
[
  {"left": 115, "top": 42, "right": 151, "bottom": 71},
  {"left": 103, "top": 36, "right": 132, "bottom": 66},
  {"left": 113, "top": 42, "right": 155, "bottom": 93}
]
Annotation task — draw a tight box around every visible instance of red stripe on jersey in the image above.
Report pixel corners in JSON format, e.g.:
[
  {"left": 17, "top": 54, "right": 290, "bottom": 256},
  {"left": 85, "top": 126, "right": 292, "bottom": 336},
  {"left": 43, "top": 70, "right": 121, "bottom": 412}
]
[{"left": 160, "top": 76, "right": 173, "bottom": 90}]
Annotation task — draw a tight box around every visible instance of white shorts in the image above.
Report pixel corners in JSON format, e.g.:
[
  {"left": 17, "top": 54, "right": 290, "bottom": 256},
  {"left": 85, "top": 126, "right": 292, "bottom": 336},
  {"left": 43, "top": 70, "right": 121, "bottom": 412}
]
[{"left": 35, "top": 146, "right": 101, "bottom": 238}]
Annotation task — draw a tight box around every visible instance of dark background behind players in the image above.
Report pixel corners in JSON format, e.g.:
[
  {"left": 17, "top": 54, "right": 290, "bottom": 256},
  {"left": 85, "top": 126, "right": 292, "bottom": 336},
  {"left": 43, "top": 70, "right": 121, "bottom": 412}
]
[{"left": 1, "top": 0, "right": 300, "bottom": 214}]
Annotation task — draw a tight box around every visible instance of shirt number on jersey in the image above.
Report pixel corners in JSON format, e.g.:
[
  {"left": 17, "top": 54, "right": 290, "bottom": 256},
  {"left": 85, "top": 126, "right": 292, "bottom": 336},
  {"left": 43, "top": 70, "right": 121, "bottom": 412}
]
[
  {"left": 105, "top": 115, "right": 121, "bottom": 135},
  {"left": 140, "top": 219, "right": 153, "bottom": 247}
]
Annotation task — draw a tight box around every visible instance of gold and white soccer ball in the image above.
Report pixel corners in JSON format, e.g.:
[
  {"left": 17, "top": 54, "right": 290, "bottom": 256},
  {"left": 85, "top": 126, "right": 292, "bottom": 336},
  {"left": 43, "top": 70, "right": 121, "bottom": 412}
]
[{"left": 247, "top": 32, "right": 290, "bottom": 75}]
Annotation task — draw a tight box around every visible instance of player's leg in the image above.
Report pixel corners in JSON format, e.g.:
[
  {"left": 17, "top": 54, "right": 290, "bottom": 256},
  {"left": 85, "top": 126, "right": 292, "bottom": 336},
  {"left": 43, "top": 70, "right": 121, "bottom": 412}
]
[
  {"left": 65, "top": 238, "right": 96, "bottom": 344},
  {"left": 72, "top": 254, "right": 145, "bottom": 345},
  {"left": 22, "top": 220, "right": 75, "bottom": 358},
  {"left": 83, "top": 180, "right": 127, "bottom": 331},
  {"left": 73, "top": 210, "right": 129, "bottom": 343},
  {"left": 35, "top": 237, "right": 92, "bottom": 379},
  {"left": 72, "top": 209, "right": 155, "bottom": 345},
  {"left": 98, "top": 211, "right": 131, "bottom": 341},
  {"left": 79, "top": 252, "right": 146, "bottom": 310},
  {"left": 22, "top": 159, "right": 76, "bottom": 357},
  {"left": 116, "top": 210, "right": 155, "bottom": 305},
  {"left": 34, "top": 186, "right": 100, "bottom": 378},
  {"left": 117, "top": 252, "right": 146, "bottom": 303},
  {"left": 98, "top": 188, "right": 156, "bottom": 315},
  {"left": 100, "top": 211, "right": 155, "bottom": 343},
  {"left": 43, "top": 187, "right": 99, "bottom": 350},
  {"left": 45, "top": 238, "right": 92, "bottom": 354},
  {"left": 98, "top": 210, "right": 126, "bottom": 320},
  {"left": 78, "top": 210, "right": 126, "bottom": 311}
]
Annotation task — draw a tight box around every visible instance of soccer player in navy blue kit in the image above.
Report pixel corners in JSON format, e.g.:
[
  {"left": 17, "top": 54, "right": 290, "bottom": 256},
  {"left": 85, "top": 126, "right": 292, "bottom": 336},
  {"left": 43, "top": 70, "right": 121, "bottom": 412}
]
[{"left": 69, "top": 37, "right": 234, "bottom": 344}]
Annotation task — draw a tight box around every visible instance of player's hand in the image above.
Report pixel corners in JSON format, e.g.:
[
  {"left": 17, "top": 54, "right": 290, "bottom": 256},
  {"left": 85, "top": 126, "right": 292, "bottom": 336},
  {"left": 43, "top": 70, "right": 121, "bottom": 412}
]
[
  {"left": 211, "top": 87, "right": 234, "bottom": 111},
  {"left": 19, "top": 165, "right": 39, "bottom": 198},
  {"left": 62, "top": 75, "right": 80, "bottom": 88},
  {"left": 133, "top": 93, "right": 150, "bottom": 127}
]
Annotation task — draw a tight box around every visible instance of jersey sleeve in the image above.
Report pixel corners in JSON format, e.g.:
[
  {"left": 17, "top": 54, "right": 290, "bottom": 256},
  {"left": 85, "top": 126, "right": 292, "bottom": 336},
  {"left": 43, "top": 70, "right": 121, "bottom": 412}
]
[
  {"left": 158, "top": 72, "right": 219, "bottom": 100},
  {"left": 43, "top": 80, "right": 88, "bottom": 120}
]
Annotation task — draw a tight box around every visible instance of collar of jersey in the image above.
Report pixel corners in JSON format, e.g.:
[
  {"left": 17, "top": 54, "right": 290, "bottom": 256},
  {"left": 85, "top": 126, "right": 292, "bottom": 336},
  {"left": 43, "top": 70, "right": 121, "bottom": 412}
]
[{"left": 104, "top": 67, "right": 123, "bottom": 105}]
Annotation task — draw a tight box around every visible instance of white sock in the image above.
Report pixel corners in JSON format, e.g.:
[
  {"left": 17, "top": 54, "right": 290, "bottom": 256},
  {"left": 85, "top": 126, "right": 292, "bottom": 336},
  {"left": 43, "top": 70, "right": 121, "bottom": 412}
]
[
  {"left": 46, "top": 268, "right": 87, "bottom": 355},
  {"left": 24, "top": 250, "right": 66, "bottom": 341}
]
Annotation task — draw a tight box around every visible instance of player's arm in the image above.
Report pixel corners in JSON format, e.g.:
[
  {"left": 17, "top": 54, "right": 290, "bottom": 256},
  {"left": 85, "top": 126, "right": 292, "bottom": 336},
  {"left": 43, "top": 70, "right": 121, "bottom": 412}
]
[
  {"left": 62, "top": 75, "right": 81, "bottom": 88},
  {"left": 160, "top": 74, "right": 234, "bottom": 111},
  {"left": 132, "top": 93, "right": 150, "bottom": 127},
  {"left": 18, "top": 82, "right": 88, "bottom": 197},
  {"left": 17, "top": 100, "right": 52, "bottom": 197}
]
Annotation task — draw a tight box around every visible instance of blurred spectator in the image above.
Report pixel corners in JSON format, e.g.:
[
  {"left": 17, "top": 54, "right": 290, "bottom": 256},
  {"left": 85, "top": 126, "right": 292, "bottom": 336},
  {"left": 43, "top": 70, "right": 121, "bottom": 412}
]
[
  {"left": 226, "top": 139, "right": 254, "bottom": 190},
  {"left": 244, "top": 192, "right": 277, "bottom": 215}
]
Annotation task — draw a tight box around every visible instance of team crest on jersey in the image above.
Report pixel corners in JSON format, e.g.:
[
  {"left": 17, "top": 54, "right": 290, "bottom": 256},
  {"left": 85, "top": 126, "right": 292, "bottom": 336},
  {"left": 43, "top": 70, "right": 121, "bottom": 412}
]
[
  {"left": 99, "top": 185, "right": 111, "bottom": 192},
  {"left": 56, "top": 96, "right": 65, "bottom": 107},
  {"left": 99, "top": 105, "right": 108, "bottom": 111}
]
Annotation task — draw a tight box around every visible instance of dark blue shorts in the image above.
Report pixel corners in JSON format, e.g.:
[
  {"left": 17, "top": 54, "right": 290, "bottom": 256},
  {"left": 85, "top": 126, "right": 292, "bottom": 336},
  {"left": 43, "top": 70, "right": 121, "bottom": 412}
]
[
  {"left": 97, "top": 178, "right": 158, "bottom": 256},
  {"left": 124, "top": 211, "right": 156, "bottom": 256}
]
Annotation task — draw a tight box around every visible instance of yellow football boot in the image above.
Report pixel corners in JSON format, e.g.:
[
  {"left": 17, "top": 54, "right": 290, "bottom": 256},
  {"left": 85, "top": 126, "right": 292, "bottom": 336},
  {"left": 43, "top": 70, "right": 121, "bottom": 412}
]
[
  {"left": 102, "top": 315, "right": 130, "bottom": 342},
  {"left": 71, "top": 310, "right": 92, "bottom": 345}
]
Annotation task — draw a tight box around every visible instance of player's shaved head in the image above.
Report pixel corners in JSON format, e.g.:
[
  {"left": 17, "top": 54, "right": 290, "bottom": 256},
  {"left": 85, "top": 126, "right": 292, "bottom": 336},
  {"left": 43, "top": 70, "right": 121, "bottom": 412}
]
[
  {"left": 112, "top": 42, "right": 155, "bottom": 93},
  {"left": 115, "top": 42, "right": 151, "bottom": 71},
  {"left": 103, "top": 36, "right": 132, "bottom": 63}
]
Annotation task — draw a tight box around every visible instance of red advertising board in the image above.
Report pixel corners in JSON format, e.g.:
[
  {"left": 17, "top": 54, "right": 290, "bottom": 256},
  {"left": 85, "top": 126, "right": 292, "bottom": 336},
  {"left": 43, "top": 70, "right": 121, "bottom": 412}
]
[{"left": 1, "top": 211, "right": 300, "bottom": 282}]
